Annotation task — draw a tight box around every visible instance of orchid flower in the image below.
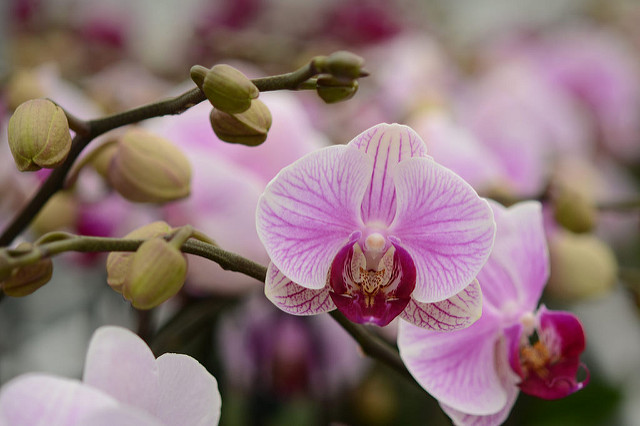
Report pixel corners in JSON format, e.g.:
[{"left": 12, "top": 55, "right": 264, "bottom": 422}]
[
  {"left": 256, "top": 123, "right": 496, "bottom": 328},
  {"left": 0, "top": 326, "right": 221, "bottom": 425},
  {"left": 398, "top": 201, "right": 589, "bottom": 425}
]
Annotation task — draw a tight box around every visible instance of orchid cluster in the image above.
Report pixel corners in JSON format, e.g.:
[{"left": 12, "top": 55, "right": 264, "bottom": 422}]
[{"left": 3, "top": 1, "right": 640, "bottom": 425}]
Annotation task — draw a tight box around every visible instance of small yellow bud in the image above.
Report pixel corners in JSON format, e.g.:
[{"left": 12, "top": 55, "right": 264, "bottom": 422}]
[
  {"left": 1, "top": 243, "right": 53, "bottom": 297},
  {"left": 106, "top": 221, "right": 173, "bottom": 293},
  {"left": 30, "top": 192, "right": 78, "bottom": 235},
  {"left": 123, "top": 237, "right": 187, "bottom": 310},
  {"left": 316, "top": 75, "right": 359, "bottom": 104},
  {"left": 189, "top": 65, "right": 209, "bottom": 90},
  {"left": 107, "top": 129, "right": 192, "bottom": 203},
  {"left": 202, "top": 64, "right": 259, "bottom": 114},
  {"left": 209, "top": 99, "right": 272, "bottom": 146},
  {"left": 89, "top": 141, "right": 118, "bottom": 180},
  {"left": 552, "top": 186, "right": 597, "bottom": 233},
  {"left": 323, "top": 51, "right": 367, "bottom": 80},
  {"left": 546, "top": 232, "right": 618, "bottom": 301},
  {"left": 7, "top": 99, "right": 72, "bottom": 171}
]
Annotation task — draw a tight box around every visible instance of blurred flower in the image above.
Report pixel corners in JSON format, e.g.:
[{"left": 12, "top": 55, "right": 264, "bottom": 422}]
[
  {"left": 257, "top": 123, "right": 494, "bottom": 328},
  {"left": 218, "top": 295, "right": 364, "bottom": 399},
  {"left": 398, "top": 201, "right": 588, "bottom": 425},
  {"left": 0, "top": 326, "right": 221, "bottom": 425}
]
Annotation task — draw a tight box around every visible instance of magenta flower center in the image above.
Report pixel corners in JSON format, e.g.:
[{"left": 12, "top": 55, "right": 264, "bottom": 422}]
[{"left": 328, "top": 233, "right": 416, "bottom": 326}]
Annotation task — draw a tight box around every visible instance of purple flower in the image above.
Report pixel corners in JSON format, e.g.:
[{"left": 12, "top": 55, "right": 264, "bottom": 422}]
[
  {"left": 0, "top": 326, "right": 221, "bottom": 425},
  {"left": 398, "top": 201, "right": 589, "bottom": 425},
  {"left": 256, "top": 123, "right": 495, "bottom": 328}
]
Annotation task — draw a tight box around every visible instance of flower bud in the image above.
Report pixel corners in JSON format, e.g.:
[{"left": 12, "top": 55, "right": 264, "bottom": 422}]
[
  {"left": 323, "top": 51, "right": 366, "bottom": 80},
  {"left": 1, "top": 243, "right": 53, "bottom": 297},
  {"left": 202, "top": 64, "right": 259, "bottom": 114},
  {"left": 210, "top": 99, "right": 272, "bottom": 146},
  {"left": 546, "top": 232, "right": 618, "bottom": 301},
  {"left": 7, "top": 99, "right": 72, "bottom": 171},
  {"left": 108, "top": 129, "right": 191, "bottom": 203},
  {"left": 189, "top": 65, "right": 209, "bottom": 90},
  {"left": 552, "top": 187, "right": 597, "bottom": 233},
  {"left": 123, "top": 237, "right": 187, "bottom": 310},
  {"left": 316, "top": 75, "right": 359, "bottom": 104},
  {"left": 89, "top": 141, "right": 118, "bottom": 180},
  {"left": 106, "top": 221, "right": 173, "bottom": 293},
  {"left": 30, "top": 191, "right": 78, "bottom": 235}
]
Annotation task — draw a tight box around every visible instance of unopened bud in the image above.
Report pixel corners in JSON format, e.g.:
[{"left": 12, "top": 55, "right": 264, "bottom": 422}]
[
  {"left": 108, "top": 129, "right": 191, "bottom": 203},
  {"left": 1, "top": 243, "right": 53, "bottom": 297},
  {"left": 546, "top": 232, "right": 618, "bottom": 301},
  {"left": 316, "top": 75, "right": 358, "bottom": 104},
  {"left": 210, "top": 99, "right": 272, "bottom": 146},
  {"left": 123, "top": 237, "right": 187, "bottom": 310},
  {"left": 323, "top": 51, "right": 367, "bottom": 80},
  {"left": 106, "top": 221, "right": 173, "bottom": 293},
  {"left": 553, "top": 187, "right": 597, "bottom": 233},
  {"left": 7, "top": 99, "right": 72, "bottom": 171},
  {"left": 202, "top": 64, "right": 259, "bottom": 114},
  {"left": 190, "top": 65, "right": 209, "bottom": 90},
  {"left": 89, "top": 141, "right": 118, "bottom": 180},
  {"left": 30, "top": 191, "right": 78, "bottom": 235}
]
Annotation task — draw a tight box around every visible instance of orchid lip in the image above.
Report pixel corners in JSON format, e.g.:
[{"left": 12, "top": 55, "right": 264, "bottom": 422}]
[{"left": 328, "top": 238, "right": 416, "bottom": 326}]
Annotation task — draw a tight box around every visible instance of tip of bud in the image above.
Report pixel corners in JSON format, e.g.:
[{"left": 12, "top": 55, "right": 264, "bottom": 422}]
[
  {"left": 8, "top": 99, "right": 72, "bottom": 172},
  {"left": 1, "top": 243, "right": 53, "bottom": 297},
  {"left": 316, "top": 76, "right": 359, "bottom": 104}
]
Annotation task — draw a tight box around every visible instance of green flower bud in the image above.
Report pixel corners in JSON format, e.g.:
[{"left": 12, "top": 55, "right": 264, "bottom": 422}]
[
  {"left": 30, "top": 191, "right": 78, "bottom": 235},
  {"left": 1, "top": 243, "right": 53, "bottom": 297},
  {"left": 106, "top": 221, "right": 173, "bottom": 293},
  {"left": 108, "top": 129, "right": 192, "bottom": 203},
  {"left": 7, "top": 99, "right": 72, "bottom": 171},
  {"left": 189, "top": 65, "right": 209, "bottom": 90},
  {"left": 546, "top": 232, "right": 618, "bottom": 301},
  {"left": 202, "top": 64, "right": 259, "bottom": 114},
  {"left": 123, "top": 237, "right": 187, "bottom": 310},
  {"left": 323, "top": 51, "right": 367, "bottom": 80},
  {"left": 210, "top": 99, "right": 272, "bottom": 146},
  {"left": 316, "top": 75, "right": 359, "bottom": 104},
  {"left": 552, "top": 186, "right": 597, "bottom": 233}
]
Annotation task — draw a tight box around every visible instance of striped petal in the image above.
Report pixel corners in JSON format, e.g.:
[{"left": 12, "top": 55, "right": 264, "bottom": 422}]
[{"left": 265, "top": 262, "right": 336, "bottom": 315}]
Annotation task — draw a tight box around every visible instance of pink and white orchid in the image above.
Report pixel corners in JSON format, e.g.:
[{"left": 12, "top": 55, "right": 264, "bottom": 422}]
[
  {"left": 256, "top": 123, "right": 496, "bottom": 328},
  {"left": 0, "top": 326, "right": 221, "bottom": 426},
  {"left": 398, "top": 201, "right": 589, "bottom": 425}
]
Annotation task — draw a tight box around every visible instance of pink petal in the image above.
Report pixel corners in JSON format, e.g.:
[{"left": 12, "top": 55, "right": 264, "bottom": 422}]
[
  {"left": 256, "top": 145, "right": 371, "bottom": 289},
  {"left": 400, "top": 279, "right": 482, "bottom": 330},
  {"left": 154, "top": 354, "right": 221, "bottom": 426},
  {"left": 80, "top": 407, "right": 162, "bottom": 426},
  {"left": 82, "top": 326, "right": 159, "bottom": 414},
  {"left": 398, "top": 305, "right": 508, "bottom": 415},
  {"left": 348, "top": 123, "right": 428, "bottom": 226},
  {"left": 479, "top": 201, "right": 548, "bottom": 313},
  {"left": 391, "top": 157, "right": 495, "bottom": 303},
  {"left": 0, "top": 374, "right": 119, "bottom": 426},
  {"left": 265, "top": 262, "right": 336, "bottom": 315}
]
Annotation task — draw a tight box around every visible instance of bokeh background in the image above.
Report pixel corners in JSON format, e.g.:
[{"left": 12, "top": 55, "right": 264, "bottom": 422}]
[{"left": 1, "top": 0, "right": 640, "bottom": 424}]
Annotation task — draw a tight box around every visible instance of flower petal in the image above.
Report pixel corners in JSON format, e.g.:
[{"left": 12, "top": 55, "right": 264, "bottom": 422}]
[
  {"left": 256, "top": 145, "right": 371, "bottom": 289},
  {"left": 0, "top": 374, "right": 119, "bottom": 426},
  {"left": 391, "top": 157, "right": 495, "bottom": 302},
  {"left": 265, "top": 262, "right": 336, "bottom": 315},
  {"left": 398, "top": 305, "right": 507, "bottom": 415},
  {"left": 348, "top": 123, "right": 427, "bottom": 226},
  {"left": 479, "top": 201, "right": 548, "bottom": 313},
  {"left": 80, "top": 407, "right": 162, "bottom": 426},
  {"left": 154, "top": 354, "right": 221, "bottom": 426},
  {"left": 82, "top": 326, "right": 159, "bottom": 414},
  {"left": 400, "top": 279, "right": 482, "bottom": 330}
]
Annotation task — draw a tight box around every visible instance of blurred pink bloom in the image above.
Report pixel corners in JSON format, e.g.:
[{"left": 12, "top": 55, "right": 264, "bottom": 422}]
[
  {"left": 150, "top": 91, "right": 327, "bottom": 294},
  {"left": 257, "top": 123, "right": 495, "bottom": 328},
  {"left": 398, "top": 202, "right": 588, "bottom": 425},
  {"left": 0, "top": 326, "right": 221, "bottom": 426}
]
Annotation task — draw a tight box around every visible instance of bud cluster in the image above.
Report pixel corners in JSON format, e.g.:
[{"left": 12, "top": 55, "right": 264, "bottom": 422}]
[{"left": 313, "top": 51, "right": 366, "bottom": 104}]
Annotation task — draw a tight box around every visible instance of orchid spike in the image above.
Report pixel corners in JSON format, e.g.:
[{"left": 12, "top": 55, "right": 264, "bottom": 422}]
[
  {"left": 398, "top": 201, "right": 589, "bottom": 425},
  {"left": 256, "top": 123, "right": 495, "bottom": 329}
]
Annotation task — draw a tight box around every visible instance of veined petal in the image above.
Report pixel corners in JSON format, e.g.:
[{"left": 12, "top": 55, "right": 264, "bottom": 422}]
[
  {"left": 348, "top": 123, "right": 428, "bottom": 226},
  {"left": 479, "top": 201, "right": 548, "bottom": 313},
  {"left": 400, "top": 279, "right": 482, "bottom": 331},
  {"left": 154, "top": 354, "right": 221, "bottom": 426},
  {"left": 257, "top": 145, "right": 371, "bottom": 289},
  {"left": 398, "top": 306, "right": 507, "bottom": 415},
  {"left": 391, "top": 157, "right": 495, "bottom": 302},
  {"left": 0, "top": 374, "right": 119, "bottom": 426},
  {"left": 82, "top": 327, "right": 159, "bottom": 414},
  {"left": 81, "top": 407, "right": 162, "bottom": 426},
  {"left": 265, "top": 262, "right": 336, "bottom": 315}
]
